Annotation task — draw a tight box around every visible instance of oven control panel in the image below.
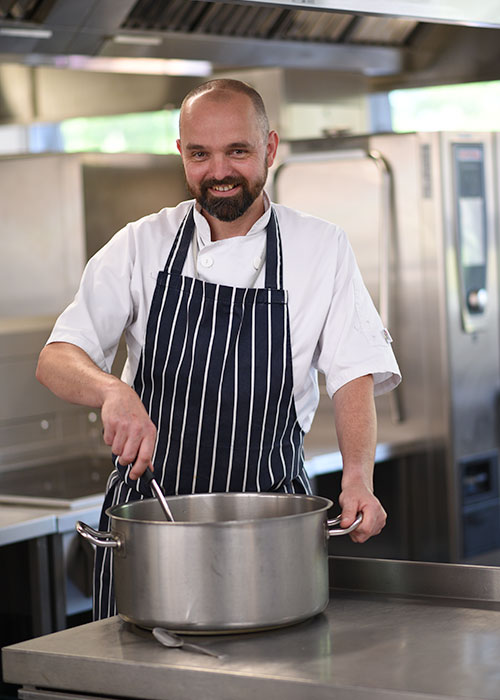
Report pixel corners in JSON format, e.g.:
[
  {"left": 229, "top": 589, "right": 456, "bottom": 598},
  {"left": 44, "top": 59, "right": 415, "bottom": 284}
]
[{"left": 452, "top": 143, "right": 488, "bottom": 332}]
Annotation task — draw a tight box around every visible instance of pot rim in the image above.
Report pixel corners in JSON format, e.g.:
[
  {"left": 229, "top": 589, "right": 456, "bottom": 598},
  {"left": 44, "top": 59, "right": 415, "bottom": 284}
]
[{"left": 106, "top": 491, "right": 335, "bottom": 526}]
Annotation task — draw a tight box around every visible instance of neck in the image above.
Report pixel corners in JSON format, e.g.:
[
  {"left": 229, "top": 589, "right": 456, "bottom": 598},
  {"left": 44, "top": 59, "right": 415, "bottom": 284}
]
[{"left": 203, "top": 194, "right": 266, "bottom": 241}]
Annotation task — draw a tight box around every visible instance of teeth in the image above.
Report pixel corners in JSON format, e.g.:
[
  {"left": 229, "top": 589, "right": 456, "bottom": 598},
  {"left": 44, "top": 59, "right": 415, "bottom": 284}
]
[{"left": 213, "top": 184, "right": 236, "bottom": 192}]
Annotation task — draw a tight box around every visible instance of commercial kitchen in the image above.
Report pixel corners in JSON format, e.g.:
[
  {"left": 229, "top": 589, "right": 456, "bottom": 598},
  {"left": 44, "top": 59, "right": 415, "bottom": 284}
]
[{"left": 1, "top": 1, "right": 500, "bottom": 698}]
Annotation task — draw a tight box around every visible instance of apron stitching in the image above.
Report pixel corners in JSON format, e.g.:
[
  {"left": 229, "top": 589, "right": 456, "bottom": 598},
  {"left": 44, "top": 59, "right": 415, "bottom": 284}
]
[
  {"left": 226, "top": 288, "right": 251, "bottom": 491},
  {"left": 267, "top": 303, "right": 289, "bottom": 487},
  {"left": 208, "top": 287, "right": 238, "bottom": 491},
  {"left": 255, "top": 288, "right": 273, "bottom": 492},
  {"left": 192, "top": 284, "right": 220, "bottom": 492},
  {"left": 174, "top": 279, "right": 208, "bottom": 491},
  {"left": 153, "top": 275, "right": 187, "bottom": 484},
  {"left": 171, "top": 279, "right": 197, "bottom": 495},
  {"left": 239, "top": 290, "right": 256, "bottom": 492}
]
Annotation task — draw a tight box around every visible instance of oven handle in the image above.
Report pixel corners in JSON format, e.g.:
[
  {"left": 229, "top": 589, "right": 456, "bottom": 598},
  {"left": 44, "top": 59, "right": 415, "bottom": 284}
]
[
  {"left": 76, "top": 521, "right": 121, "bottom": 549},
  {"left": 369, "top": 149, "right": 404, "bottom": 424}
]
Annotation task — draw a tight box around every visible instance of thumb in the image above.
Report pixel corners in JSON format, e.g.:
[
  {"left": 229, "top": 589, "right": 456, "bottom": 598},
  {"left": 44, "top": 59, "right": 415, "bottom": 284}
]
[{"left": 340, "top": 501, "right": 359, "bottom": 528}]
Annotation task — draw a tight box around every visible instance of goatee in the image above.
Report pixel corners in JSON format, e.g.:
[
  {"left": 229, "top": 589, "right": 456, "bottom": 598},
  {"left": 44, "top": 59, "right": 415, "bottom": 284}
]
[{"left": 188, "top": 171, "right": 267, "bottom": 222}]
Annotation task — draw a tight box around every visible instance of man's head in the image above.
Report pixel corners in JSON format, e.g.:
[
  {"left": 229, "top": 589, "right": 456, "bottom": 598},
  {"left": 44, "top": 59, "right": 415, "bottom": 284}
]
[{"left": 177, "top": 79, "right": 278, "bottom": 224}]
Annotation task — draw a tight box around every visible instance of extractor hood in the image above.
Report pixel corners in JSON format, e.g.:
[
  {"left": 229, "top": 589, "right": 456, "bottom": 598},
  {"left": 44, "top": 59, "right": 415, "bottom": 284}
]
[
  {"left": 223, "top": 1, "right": 500, "bottom": 28},
  {"left": 1, "top": 0, "right": 500, "bottom": 90}
]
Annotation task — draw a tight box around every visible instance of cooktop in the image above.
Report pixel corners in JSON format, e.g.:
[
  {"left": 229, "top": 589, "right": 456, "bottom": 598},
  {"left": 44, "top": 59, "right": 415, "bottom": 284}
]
[{"left": 0, "top": 455, "right": 113, "bottom": 508}]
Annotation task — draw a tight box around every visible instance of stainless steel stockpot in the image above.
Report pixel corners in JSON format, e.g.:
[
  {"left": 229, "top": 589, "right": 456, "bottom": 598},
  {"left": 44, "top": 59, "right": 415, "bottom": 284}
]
[{"left": 77, "top": 492, "right": 361, "bottom": 633}]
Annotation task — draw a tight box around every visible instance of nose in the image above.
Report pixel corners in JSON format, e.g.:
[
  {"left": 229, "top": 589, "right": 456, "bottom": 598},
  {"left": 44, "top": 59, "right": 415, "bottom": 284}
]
[{"left": 209, "top": 154, "right": 235, "bottom": 181}]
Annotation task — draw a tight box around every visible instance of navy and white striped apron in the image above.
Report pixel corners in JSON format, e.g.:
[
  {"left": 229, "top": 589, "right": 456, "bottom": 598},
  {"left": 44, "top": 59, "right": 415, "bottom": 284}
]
[{"left": 94, "top": 205, "right": 311, "bottom": 620}]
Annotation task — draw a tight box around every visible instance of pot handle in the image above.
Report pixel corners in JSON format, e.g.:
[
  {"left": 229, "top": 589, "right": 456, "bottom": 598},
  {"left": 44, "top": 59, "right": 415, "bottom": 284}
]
[
  {"left": 76, "top": 521, "right": 121, "bottom": 549},
  {"left": 327, "top": 512, "right": 363, "bottom": 537}
]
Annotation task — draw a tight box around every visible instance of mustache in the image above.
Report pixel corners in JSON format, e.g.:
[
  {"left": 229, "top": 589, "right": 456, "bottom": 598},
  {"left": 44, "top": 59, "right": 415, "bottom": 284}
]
[{"left": 201, "top": 176, "right": 246, "bottom": 190}]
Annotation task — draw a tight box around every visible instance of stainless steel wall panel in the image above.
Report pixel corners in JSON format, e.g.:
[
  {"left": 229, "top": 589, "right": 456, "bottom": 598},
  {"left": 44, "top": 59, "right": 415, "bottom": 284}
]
[
  {"left": 80, "top": 153, "right": 186, "bottom": 258},
  {"left": 0, "top": 154, "right": 86, "bottom": 318},
  {"left": 0, "top": 152, "right": 187, "bottom": 468}
]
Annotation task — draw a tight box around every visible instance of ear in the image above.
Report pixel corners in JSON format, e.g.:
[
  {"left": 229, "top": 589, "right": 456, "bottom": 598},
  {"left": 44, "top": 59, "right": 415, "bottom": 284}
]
[
  {"left": 176, "top": 138, "right": 182, "bottom": 155},
  {"left": 266, "top": 130, "right": 279, "bottom": 167}
]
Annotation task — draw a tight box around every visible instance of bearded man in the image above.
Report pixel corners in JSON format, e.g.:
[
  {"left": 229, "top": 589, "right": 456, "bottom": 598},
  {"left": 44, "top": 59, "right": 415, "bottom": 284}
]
[{"left": 36, "top": 79, "right": 401, "bottom": 619}]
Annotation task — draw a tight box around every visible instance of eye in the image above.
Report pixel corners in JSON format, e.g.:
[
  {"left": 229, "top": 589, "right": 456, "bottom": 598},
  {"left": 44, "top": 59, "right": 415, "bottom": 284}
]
[
  {"left": 231, "top": 149, "right": 247, "bottom": 157},
  {"left": 191, "top": 151, "right": 207, "bottom": 160}
]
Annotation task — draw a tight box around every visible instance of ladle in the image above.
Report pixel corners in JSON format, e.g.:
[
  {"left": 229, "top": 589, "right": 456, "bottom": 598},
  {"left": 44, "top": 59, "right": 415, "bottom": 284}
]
[{"left": 142, "top": 468, "right": 175, "bottom": 522}]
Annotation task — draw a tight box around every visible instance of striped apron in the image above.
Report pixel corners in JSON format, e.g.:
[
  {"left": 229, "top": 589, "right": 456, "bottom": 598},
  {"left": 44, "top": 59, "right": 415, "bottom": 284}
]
[{"left": 94, "top": 205, "right": 311, "bottom": 620}]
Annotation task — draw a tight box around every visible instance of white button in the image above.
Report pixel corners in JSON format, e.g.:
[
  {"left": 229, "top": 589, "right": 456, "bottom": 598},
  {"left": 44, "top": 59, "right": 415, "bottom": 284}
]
[
  {"left": 253, "top": 256, "right": 262, "bottom": 270},
  {"left": 200, "top": 255, "right": 214, "bottom": 268}
]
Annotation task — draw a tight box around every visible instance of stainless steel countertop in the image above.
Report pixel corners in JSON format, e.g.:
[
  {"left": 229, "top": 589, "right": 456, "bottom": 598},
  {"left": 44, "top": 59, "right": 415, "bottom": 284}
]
[
  {"left": 304, "top": 415, "right": 443, "bottom": 475},
  {"left": 0, "top": 504, "right": 57, "bottom": 546},
  {"left": 0, "top": 499, "right": 104, "bottom": 546},
  {"left": 3, "top": 557, "right": 500, "bottom": 700}
]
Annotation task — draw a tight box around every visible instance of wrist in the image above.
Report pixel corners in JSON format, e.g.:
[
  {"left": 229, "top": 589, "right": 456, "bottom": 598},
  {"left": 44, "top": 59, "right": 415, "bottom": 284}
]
[
  {"left": 341, "top": 465, "right": 374, "bottom": 493},
  {"left": 98, "top": 373, "right": 128, "bottom": 405}
]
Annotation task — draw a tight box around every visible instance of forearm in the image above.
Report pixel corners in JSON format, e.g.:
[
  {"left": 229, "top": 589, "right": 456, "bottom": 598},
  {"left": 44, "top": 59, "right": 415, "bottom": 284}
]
[
  {"left": 333, "top": 374, "right": 377, "bottom": 491},
  {"left": 332, "top": 374, "right": 386, "bottom": 541},
  {"left": 36, "top": 341, "right": 121, "bottom": 408}
]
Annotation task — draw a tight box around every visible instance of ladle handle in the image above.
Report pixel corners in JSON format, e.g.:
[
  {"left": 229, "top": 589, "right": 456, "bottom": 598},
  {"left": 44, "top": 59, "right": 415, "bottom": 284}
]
[{"left": 141, "top": 468, "right": 175, "bottom": 522}]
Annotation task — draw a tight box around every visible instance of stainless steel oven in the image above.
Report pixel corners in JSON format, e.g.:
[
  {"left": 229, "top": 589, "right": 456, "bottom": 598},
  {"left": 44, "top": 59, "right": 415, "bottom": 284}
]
[{"left": 274, "top": 131, "right": 500, "bottom": 564}]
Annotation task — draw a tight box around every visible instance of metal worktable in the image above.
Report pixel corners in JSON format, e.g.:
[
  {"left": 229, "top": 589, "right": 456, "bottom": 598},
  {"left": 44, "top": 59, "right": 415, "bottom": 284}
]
[{"left": 3, "top": 557, "right": 500, "bottom": 700}]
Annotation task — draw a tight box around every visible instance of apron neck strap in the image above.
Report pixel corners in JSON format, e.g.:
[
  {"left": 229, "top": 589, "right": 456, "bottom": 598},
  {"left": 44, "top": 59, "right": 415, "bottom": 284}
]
[
  {"left": 164, "top": 206, "right": 195, "bottom": 275},
  {"left": 164, "top": 204, "right": 283, "bottom": 291},
  {"left": 264, "top": 208, "right": 283, "bottom": 290}
]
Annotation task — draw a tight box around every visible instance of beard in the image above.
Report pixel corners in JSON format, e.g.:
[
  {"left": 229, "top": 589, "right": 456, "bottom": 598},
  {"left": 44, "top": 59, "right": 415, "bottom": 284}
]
[{"left": 187, "top": 166, "right": 268, "bottom": 222}]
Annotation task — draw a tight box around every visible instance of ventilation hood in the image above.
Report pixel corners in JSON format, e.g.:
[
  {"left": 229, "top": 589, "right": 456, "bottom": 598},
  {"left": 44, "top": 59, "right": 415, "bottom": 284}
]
[
  {"left": 0, "top": 0, "right": 500, "bottom": 132},
  {"left": 0, "top": 0, "right": 499, "bottom": 89}
]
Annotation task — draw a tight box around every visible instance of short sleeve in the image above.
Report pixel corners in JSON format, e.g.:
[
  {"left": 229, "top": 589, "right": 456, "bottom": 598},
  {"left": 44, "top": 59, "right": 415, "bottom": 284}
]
[
  {"left": 314, "top": 229, "right": 401, "bottom": 398},
  {"left": 46, "top": 225, "right": 135, "bottom": 373}
]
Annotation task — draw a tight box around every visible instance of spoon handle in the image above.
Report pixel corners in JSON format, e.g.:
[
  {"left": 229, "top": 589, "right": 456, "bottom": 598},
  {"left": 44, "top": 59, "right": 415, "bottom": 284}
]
[
  {"left": 182, "top": 641, "right": 221, "bottom": 659},
  {"left": 142, "top": 469, "right": 175, "bottom": 522}
]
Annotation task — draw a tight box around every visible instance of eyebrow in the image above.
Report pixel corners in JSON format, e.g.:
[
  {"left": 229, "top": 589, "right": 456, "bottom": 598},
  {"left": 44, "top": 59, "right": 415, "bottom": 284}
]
[{"left": 185, "top": 141, "right": 253, "bottom": 150}]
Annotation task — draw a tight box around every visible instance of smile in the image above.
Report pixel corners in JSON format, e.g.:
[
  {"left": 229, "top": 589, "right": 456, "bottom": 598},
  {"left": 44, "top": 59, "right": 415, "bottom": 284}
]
[{"left": 211, "top": 184, "right": 239, "bottom": 192}]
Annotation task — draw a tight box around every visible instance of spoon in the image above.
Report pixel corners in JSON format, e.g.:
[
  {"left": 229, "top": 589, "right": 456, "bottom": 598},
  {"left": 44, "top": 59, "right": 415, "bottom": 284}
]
[
  {"left": 152, "top": 627, "right": 222, "bottom": 659},
  {"left": 141, "top": 468, "right": 175, "bottom": 522}
]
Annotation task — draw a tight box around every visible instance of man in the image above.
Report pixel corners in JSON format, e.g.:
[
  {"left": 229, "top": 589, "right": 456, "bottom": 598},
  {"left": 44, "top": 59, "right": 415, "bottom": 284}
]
[{"left": 36, "top": 79, "right": 401, "bottom": 619}]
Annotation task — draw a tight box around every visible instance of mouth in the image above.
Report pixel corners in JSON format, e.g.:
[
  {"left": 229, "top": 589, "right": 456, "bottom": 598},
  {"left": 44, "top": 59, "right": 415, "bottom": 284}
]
[{"left": 208, "top": 183, "right": 241, "bottom": 195}]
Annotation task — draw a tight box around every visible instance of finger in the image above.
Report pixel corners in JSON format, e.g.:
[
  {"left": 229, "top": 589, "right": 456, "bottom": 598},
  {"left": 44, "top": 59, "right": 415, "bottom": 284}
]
[
  {"left": 102, "top": 423, "right": 117, "bottom": 448},
  {"left": 129, "top": 429, "right": 156, "bottom": 480},
  {"left": 111, "top": 430, "right": 130, "bottom": 459},
  {"left": 349, "top": 517, "right": 372, "bottom": 543},
  {"left": 350, "top": 507, "right": 387, "bottom": 543},
  {"left": 129, "top": 453, "right": 151, "bottom": 480},
  {"left": 117, "top": 432, "right": 144, "bottom": 467}
]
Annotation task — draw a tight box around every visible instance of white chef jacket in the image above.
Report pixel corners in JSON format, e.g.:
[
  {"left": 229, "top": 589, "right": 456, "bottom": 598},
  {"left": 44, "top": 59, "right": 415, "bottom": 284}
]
[{"left": 47, "top": 195, "right": 401, "bottom": 432}]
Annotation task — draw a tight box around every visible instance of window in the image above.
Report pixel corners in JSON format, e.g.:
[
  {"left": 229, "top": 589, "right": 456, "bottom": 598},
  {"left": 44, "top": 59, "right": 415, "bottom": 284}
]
[{"left": 389, "top": 81, "right": 500, "bottom": 132}]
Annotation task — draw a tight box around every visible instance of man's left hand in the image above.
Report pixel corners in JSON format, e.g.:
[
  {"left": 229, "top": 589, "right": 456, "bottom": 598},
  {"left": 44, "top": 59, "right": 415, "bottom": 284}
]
[{"left": 338, "top": 482, "right": 387, "bottom": 543}]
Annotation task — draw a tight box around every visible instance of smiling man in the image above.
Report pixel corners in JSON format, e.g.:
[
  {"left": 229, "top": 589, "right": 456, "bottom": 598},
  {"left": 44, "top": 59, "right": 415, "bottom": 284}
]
[{"left": 36, "top": 79, "right": 401, "bottom": 620}]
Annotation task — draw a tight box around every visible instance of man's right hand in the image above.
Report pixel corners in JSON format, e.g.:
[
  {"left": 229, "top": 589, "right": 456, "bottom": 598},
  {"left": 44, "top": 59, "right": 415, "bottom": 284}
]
[
  {"left": 36, "top": 342, "right": 156, "bottom": 479},
  {"left": 101, "top": 383, "right": 157, "bottom": 479}
]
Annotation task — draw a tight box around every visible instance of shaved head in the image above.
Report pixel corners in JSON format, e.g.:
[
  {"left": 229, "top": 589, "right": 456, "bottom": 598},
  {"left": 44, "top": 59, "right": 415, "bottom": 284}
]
[{"left": 180, "top": 79, "right": 270, "bottom": 142}]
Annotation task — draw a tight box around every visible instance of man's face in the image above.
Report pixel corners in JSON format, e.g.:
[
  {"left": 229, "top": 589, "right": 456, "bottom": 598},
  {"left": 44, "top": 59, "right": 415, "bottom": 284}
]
[{"left": 177, "top": 92, "right": 278, "bottom": 222}]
